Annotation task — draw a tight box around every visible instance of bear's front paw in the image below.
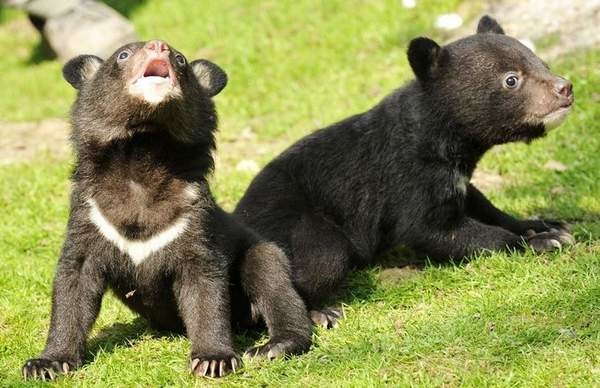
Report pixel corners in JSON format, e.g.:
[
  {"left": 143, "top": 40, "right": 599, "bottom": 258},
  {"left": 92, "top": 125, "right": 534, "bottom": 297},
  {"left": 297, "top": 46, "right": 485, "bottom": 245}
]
[
  {"left": 22, "top": 358, "right": 74, "bottom": 381},
  {"left": 526, "top": 230, "right": 575, "bottom": 252},
  {"left": 517, "top": 219, "right": 569, "bottom": 235},
  {"left": 190, "top": 353, "right": 240, "bottom": 378}
]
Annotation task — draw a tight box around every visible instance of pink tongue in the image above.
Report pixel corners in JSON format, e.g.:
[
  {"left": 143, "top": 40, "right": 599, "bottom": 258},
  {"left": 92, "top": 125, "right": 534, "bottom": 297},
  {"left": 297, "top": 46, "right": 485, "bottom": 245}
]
[{"left": 144, "top": 60, "right": 169, "bottom": 77}]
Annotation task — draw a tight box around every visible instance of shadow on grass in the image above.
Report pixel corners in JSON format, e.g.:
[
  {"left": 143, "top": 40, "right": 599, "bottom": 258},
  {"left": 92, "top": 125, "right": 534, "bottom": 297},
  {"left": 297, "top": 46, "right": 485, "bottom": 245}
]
[
  {"left": 85, "top": 317, "right": 166, "bottom": 362},
  {"left": 84, "top": 316, "right": 269, "bottom": 364},
  {"left": 101, "top": 0, "right": 148, "bottom": 17},
  {"left": 27, "top": 17, "right": 56, "bottom": 64},
  {"left": 0, "top": 3, "right": 53, "bottom": 64}
]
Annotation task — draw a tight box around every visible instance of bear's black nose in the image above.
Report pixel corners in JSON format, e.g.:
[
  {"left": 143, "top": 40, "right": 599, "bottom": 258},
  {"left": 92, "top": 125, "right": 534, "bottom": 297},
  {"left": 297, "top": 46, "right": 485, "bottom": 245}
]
[{"left": 554, "top": 78, "right": 573, "bottom": 99}]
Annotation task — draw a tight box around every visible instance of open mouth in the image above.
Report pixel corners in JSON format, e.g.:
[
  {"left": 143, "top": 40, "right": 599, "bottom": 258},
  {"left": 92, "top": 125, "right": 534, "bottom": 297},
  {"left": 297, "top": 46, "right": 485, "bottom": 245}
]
[
  {"left": 129, "top": 58, "right": 180, "bottom": 104},
  {"left": 143, "top": 59, "right": 170, "bottom": 79}
]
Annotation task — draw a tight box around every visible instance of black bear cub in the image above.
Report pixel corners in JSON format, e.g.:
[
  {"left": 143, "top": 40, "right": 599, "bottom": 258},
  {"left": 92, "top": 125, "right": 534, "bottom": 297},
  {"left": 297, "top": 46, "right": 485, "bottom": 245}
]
[
  {"left": 234, "top": 16, "right": 575, "bottom": 326},
  {"left": 22, "top": 40, "right": 311, "bottom": 381}
]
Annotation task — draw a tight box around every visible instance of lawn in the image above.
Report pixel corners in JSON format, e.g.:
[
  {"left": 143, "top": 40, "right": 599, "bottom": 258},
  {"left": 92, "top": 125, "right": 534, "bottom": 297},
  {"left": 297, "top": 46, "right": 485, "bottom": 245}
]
[{"left": 0, "top": 1, "right": 599, "bottom": 387}]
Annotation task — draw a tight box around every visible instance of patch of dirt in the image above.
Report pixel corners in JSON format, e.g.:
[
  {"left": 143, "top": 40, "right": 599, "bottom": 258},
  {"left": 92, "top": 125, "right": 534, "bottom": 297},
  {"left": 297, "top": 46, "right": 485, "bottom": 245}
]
[
  {"left": 543, "top": 160, "right": 568, "bottom": 172},
  {"left": 471, "top": 169, "right": 505, "bottom": 191},
  {"left": 378, "top": 266, "right": 420, "bottom": 286},
  {"left": 0, "top": 119, "right": 71, "bottom": 165}
]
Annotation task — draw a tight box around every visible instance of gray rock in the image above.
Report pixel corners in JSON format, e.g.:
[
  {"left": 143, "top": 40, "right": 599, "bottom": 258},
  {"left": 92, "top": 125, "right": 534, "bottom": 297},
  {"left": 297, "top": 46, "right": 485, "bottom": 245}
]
[
  {"left": 43, "top": 1, "right": 137, "bottom": 61},
  {"left": 10, "top": 0, "right": 81, "bottom": 18}
]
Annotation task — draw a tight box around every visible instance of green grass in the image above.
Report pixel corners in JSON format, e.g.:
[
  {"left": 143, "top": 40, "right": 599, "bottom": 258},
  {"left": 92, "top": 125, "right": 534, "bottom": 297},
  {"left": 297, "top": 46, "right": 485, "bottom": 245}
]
[{"left": 1, "top": 1, "right": 599, "bottom": 386}]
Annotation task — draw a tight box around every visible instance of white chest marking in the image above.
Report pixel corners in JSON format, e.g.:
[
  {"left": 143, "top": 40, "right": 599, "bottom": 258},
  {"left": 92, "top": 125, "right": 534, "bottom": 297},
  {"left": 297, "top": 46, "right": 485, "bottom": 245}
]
[{"left": 87, "top": 199, "right": 189, "bottom": 265}]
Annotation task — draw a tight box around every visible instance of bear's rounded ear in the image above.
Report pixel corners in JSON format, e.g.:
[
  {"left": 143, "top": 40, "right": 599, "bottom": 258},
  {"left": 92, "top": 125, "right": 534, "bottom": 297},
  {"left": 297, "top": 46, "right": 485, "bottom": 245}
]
[
  {"left": 408, "top": 37, "right": 446, "bottom": 81},
  {"left": 190, "top": 59, "right": 228, "bottom": 97},
  {"left": 62, "top": 55, "right": 104, "bottom": 89},
  {"left": 476, "top": 15, "right": 505, "bottom": 35}
]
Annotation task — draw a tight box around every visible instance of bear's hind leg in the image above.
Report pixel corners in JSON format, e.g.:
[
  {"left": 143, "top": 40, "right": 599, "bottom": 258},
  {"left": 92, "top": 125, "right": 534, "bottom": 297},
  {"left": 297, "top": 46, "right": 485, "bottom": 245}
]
[
  {"left": 241, "top": 241, "right": 312, "bottom": 359},
  {"left": 290, "top": 213, "right": 356, "bottom": 318}
]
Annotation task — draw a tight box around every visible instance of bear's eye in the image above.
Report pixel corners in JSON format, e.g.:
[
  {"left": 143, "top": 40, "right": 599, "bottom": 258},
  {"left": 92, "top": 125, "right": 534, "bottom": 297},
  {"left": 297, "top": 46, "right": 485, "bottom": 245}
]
[
  {"left": 117, "top": 50, "right": 131, "bottom": 62},
  {"left": 175, "top": 54, "right": 186, "bottom": 66},
  {"left": 503, "top": 73, "right": 520, "bottom": 89}
]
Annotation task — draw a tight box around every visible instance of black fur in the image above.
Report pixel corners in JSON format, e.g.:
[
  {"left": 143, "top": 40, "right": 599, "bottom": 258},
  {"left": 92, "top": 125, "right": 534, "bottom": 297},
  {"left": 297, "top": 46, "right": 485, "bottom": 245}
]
[
  {"left": 477, "top": 15, "right": 506, "bottom": 35},
  {"left": 22, "top": 41, "right": 311, "bottom": 381},
  {"left": 191, "top": 59, "right": 228, "bottom": 97},
  {"left": 234, "top": 17, "right": 575, "bottom": 313}
]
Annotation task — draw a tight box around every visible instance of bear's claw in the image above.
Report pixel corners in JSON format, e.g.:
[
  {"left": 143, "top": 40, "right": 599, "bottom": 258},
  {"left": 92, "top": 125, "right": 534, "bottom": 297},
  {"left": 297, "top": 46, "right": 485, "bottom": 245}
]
[
  {"left": 22, "top": 358, "right": 73, "bottom": 381},
  {"left": 190, "top": 355, "right": 240, "bottom": 378},
  {"left": 310, "top": 307, "right": 344, "bottom": 329}
]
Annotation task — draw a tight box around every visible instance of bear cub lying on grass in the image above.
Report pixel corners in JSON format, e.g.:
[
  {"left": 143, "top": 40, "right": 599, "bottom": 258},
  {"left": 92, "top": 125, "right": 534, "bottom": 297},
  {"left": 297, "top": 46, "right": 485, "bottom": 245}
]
[
  {"left": 234, "top": 16, "right": 575, "bottom": 326},
  {"left": 22, "top": 40, "right": 312, "bottom": 381}
]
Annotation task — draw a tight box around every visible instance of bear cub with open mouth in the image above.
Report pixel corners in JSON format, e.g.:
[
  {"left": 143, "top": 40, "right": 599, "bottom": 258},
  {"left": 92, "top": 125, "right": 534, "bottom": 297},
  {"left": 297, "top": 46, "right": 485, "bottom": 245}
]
[
  {"left": 22, "top": 40, "right": 311, "bottom": 380},
  {"left": 234, "top": 16, "right": 575, "bottom": 327}
]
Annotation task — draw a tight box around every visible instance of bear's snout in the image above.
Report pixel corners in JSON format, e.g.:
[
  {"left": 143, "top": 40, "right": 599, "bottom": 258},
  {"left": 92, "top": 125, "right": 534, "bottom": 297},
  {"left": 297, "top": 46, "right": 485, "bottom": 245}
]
[{"left": 553, "top": 77, "right": 574, "bottom": 105}]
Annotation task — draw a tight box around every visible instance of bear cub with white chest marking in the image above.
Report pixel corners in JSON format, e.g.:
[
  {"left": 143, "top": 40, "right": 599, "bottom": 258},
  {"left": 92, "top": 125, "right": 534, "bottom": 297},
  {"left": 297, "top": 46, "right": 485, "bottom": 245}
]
[
  {"left": 22, "top": 40, "right": 311, "bottom": 381},
  {"left": 234, "top": 16, "right": 575, "bottom": 327}
]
